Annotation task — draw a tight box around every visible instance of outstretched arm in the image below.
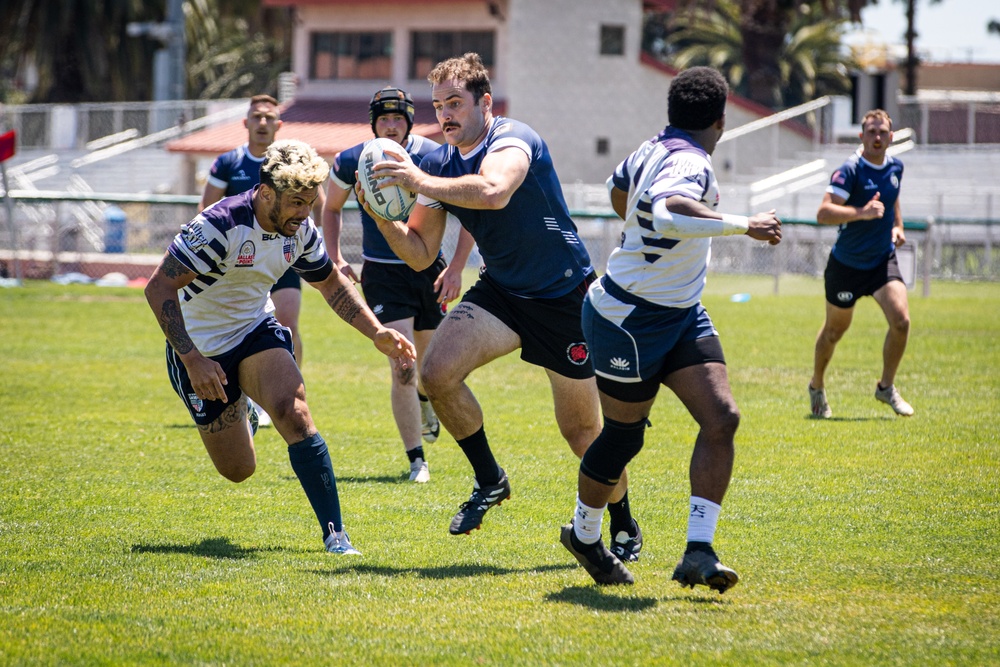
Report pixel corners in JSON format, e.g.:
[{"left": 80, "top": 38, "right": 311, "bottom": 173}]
[
  {"left": 651, "top": 194, "right": 782, "bottom": 245},
  {"left": 309, "top": 264, "right": 416, "bottom": 370},
  {"left": 144, "top": 253, "right": 229, "bottom": 402}
]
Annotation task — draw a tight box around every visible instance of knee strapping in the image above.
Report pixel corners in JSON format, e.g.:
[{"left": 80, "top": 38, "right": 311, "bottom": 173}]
[{"left": 580, "top": 417, "right": 649, "bottom": 486}]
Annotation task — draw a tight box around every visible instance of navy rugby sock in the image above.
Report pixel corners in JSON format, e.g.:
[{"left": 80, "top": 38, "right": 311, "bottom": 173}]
[
  {"left": 288, "top": 434, "right": 342, "bottom": 539},
  {"left": 607, "top": 491, "right": 636, "bottom": 538},
  {"left": 457, "top": 426, "right": 502, "bottom": 486}
]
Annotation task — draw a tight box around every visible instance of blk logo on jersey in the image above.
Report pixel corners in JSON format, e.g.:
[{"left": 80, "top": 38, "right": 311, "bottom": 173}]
[
  {"left": 566, "top": 342, "right": 590, "bottom": 366},
  {"left": 283, "top": 237, "right": 296, "bottom": 263},
  {"left": 236, "top": 241, "right": 256, "bottom": 266}
]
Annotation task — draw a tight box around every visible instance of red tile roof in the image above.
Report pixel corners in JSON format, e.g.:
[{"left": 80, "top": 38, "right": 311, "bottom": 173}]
[{"left": 166, "top": 97, "right": 508, "bottom": 158}]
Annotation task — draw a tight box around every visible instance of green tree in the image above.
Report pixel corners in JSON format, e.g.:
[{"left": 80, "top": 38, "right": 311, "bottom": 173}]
[
  {"left": 666, "top": 0, "right": 857, "bottom": 109},
  {"left": 0, "top": 0, "right": 291, "bottom": 104},
  {"left": 184, "top": 0, "right": 291, "bottom": 99},
  {"left": 0, "top": 0, "right": 162, "bottom": 103}
]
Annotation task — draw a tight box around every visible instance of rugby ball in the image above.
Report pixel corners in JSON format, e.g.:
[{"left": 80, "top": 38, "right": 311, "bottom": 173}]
[{"left": 358, "top": 137, "right": 417, "bottom": 221}]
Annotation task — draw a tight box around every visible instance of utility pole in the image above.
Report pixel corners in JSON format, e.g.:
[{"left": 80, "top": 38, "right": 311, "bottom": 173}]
[
  {"left": 904, "top": 0, "right": 919, "bottom": 96},
  {"left": 127, "top": 0, "right": 186, "bottom": 101}
]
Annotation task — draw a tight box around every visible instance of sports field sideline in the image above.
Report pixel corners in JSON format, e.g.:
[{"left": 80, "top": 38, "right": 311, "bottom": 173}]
[{"left": 0, "top": 274, "right": 997, "bottom": 665}]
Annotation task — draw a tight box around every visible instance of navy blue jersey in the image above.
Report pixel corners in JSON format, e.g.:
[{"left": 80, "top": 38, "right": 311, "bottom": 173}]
[
  {"left": 416, "top": 116, "right": 592, "bottom": 299},
  {"left": 826, "top": 151, "right": 904, "bottom": 270},
  {"left": 206, "top": 144, "right": 264, "bottom": 197},
  {"left": 329, "top": 135, "right": 440, "bottom": 262}
]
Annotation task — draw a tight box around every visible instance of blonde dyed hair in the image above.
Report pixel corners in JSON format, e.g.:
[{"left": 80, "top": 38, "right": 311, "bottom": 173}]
[{"left": 260, "top": 139, "right": 328, "bottom": 194}]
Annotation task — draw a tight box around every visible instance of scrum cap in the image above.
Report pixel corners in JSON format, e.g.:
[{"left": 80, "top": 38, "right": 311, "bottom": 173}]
[{"left": 369, "top": 87, "right": 415, "bottom": 135}]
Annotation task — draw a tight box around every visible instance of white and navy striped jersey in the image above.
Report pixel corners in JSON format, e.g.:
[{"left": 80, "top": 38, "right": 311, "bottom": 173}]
[
  {"left": 167, "top": 188, "right": 331, "bottom": 357},
  {"left": 416, "top": 116, "right": 593, "bottom": 299},
  {"left": 605, "top": 126, "right": 720, "bottom": 308}
]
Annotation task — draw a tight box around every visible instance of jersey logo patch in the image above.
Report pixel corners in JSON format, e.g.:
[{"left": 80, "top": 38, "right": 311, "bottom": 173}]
[
  {"left": 494, "top": 122, "right": 512, "bottom": 137},
  {"left": 283, "top": 237, "right": 296, "bottom": 263},
  {"left": 832, "top": 170, "right": 845, "bottom": 185},
  {"left": 566, "top": 342, "right": 590, "bottom": 366},
  {"left": 610, "top": 357, "right": 630, "bottom": 371},
  {"left": 890, "top": 174, "right": 899, "bottom": 188},
  {"left": 236, "top": 240, "right": 256, "bottom": 267},
  {"left": 187, "top": 393, "right": 204, "bottom": 413},
  {"left": 180, "top": 224, "right": 209, "bottom": 251}
]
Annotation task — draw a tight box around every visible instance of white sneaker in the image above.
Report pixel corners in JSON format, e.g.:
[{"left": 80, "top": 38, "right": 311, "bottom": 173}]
[
  {"left": 875, "top": 384, "right": 914, "bottom": 416},
  {"left": 409, "top": 458, "right": 430, "bottom": 483},
  {"left": 248, "top": 398, "right": 272, "bottom": 427},
  {"left": 324, "top": 530, "right": 361, "bottom": 555},
  {"left": 420, "top": 400, "right": 440, "bottom": 443}
]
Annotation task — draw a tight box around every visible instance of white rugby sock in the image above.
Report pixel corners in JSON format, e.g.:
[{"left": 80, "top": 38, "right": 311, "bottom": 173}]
[
  {"left": 686, "top": 496, "right": 722, "bottom": 544},
  {"left": 572, "top": 495, "right": 605, "bottom": 545}
]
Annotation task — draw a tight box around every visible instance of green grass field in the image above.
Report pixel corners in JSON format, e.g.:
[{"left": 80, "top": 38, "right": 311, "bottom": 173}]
[{"left": 1, "top": 274, "right": 998, "bottom": 666}]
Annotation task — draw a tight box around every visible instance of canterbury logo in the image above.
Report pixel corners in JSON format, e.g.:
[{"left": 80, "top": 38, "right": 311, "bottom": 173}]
[{"left": 610, "top": 357, "right": 630, "bottom": 371}]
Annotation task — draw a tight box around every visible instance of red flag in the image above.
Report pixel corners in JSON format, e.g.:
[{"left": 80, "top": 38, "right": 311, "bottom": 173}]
[{"left": 0, "top": 130, "right": 14, "bottom": 162}]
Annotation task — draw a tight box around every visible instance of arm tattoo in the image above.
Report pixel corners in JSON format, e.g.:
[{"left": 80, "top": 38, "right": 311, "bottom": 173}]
[
  {"left": 161, "top": 254, "right": 192, "bottom": 279},
  {"left": 325, "top": 285, "right": 364, "bottom": 324},
  {"left": 160, "top": 299, "right": 194, "bottom": 354}
]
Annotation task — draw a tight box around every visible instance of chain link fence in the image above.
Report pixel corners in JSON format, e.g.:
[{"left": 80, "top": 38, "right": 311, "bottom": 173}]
[{"left": 1, "top": 193, "right": 995, "bottom": 291}]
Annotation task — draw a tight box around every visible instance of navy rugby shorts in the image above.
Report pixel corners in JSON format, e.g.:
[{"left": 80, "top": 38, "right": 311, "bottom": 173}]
[
  {"left": 824, "top": 252, "right": 902, "bottom": 308},
  {"left": 583, "top": 276, "right": 725, "bottom": 403},
  {"left": 461, "top": 269, "right": 596, "bottom": 380},
  {"left": 166, "top": 317, "right": 294, "bottom": 425},
  {"left": 360, "top": 256, "right": 447, "bottom": 330}
]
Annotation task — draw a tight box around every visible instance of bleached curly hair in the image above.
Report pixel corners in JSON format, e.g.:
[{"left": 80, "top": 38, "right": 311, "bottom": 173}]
[{"left": 260, "top": 139, "right": 328, "bottom": 194}]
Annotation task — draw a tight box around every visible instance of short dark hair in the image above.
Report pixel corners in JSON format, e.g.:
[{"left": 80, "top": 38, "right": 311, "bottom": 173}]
[
  {"left": 667, "top": 67, "right": 729, "bottom": 131},
  {"left": 249, "top": 94, "right": 279, "bottom": 108}
]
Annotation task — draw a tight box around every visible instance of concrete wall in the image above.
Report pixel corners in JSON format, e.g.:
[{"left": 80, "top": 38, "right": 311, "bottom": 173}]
[{"left": 285, "top": 0, "right": 808, "bottom": 184}]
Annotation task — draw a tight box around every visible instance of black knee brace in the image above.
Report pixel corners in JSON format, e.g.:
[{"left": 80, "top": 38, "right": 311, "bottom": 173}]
[{"left": 580, "top": 417, "right": 649, "bottom": 486}]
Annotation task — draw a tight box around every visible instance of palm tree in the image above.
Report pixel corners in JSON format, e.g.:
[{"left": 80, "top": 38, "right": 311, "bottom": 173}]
[
  {"left": 666, "top": 0, "right": 857, "bottom": 109},
  {"left": 0, "top": 0, "right": 163, "bottom": 103},
  {"left": 0, "top": 0, "right": 291, "bottom": 103}
]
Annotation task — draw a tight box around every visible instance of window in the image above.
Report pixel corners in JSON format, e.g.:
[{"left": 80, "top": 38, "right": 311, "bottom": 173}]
[
  {"left": 600, "top": 25, "right": 625, "bottom": 56},
  {"left": 310, "top": 32, "right": 392, "bottom": 80},
  {"left": 410, "top": 31, "right": 495, "bottom": 80}
]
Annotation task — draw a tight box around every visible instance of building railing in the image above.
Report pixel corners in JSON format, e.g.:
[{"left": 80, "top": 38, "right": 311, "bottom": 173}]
[{"left": 1, "top": 192, "right": 996, "bottom": 290}]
